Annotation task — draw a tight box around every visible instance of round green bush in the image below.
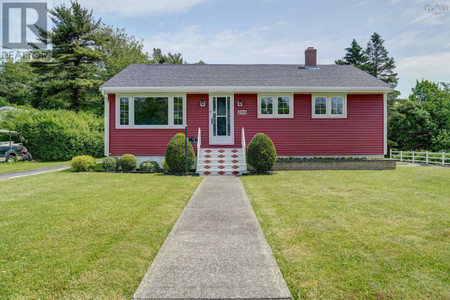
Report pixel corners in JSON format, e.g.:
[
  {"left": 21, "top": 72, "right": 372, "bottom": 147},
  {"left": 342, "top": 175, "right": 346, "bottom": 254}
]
[
  {"left": 119, "top": 154, "right": 137, "bottom": 172},
  {"left": 165, "top": 133, "right": 195, "bottom": 172},
  {"left": 71, "top": 155, "right": 96, "bottom": 172},
  {"left": 162, "top": 159, "right": 171, "bottom": 173},
  {"left": 139, "top": 161, "right": 160, "bottom": 173},
  {"left": 102, "top": 157, "right": 117, "bottom": 172},
  {"left": 247, "top": 133, "right": 277, "bottom": 173}
]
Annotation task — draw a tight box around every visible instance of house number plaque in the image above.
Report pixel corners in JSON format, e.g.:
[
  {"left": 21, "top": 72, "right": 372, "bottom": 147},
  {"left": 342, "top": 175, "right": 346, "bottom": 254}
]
[{"left": 238, "top": 110, "right": 247, "bottom": 115}]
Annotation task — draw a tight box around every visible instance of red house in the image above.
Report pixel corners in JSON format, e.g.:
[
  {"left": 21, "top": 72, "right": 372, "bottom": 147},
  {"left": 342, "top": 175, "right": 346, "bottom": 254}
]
[{"left": 100, "top": 47, "right": 392, "bottom": 175}]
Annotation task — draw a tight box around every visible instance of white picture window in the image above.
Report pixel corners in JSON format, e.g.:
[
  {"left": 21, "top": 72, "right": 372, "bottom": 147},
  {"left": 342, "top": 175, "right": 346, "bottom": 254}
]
[
  {"left": 258, "top": 94, "right": 293, "bottom": 118},
  {"left": 116, "top": 94, "right": 186, "bottom": 129},
  {"left": 312, "top": 95, "right": 347, "bottom": 118}
]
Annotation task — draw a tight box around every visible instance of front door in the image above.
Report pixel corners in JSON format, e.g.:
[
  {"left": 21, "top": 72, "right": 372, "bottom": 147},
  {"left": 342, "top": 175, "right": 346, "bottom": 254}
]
[{"left": 209, "top": 95, "right": 234, "bottom": 145}]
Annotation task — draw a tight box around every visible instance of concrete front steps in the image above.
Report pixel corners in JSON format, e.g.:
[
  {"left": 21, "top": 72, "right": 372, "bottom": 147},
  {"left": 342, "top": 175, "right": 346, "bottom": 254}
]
[{"left": 197, "top": 148, "right": 247, "bottom": 176}]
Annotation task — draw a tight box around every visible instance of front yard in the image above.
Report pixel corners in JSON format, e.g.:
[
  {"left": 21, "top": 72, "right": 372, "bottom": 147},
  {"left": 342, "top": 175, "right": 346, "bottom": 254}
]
[
  {"left": 0, "top": 172, "right": 201, "bottom": 299},
  {"left": 242, "top": 166, "right": 450, "bottom": 299}
]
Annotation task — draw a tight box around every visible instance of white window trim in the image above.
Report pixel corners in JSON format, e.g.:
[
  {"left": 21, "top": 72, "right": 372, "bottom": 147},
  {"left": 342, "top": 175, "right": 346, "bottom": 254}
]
[
  {"left": 311, "top": 94, "right": 347, "bottom": 118},
  {"left": 115, "top": 93, "right": 187, "bottom": 129},
  {"left": 257, "top": 94, "right": 294, "bottom": 119}
]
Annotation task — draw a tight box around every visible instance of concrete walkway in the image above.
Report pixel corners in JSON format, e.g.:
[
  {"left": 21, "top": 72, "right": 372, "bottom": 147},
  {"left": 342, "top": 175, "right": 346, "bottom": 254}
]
[
  {"left": 0, "top": 165, "right": 69, "bottom": 181},
  {"left": 133, "top": 176, "right": 292, "bottom": 300}
]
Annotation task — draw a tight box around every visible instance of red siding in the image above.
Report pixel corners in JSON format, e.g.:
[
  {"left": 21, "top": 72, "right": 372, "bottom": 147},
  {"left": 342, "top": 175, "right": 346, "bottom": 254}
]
[
  {"left": 109, "top": 94, "right": 184, "bottom": 156},
  {"left": 233, "top": 94, "right": 384, "bottom": 155},
  {"left": 108, "top": 93, "right": 384, "bottom": 156}
]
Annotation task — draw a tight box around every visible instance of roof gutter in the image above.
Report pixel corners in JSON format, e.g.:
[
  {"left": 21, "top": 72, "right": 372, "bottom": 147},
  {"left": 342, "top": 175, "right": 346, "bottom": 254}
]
[{"left": 99, "top": 86, "right": 393, "bottom": 94}]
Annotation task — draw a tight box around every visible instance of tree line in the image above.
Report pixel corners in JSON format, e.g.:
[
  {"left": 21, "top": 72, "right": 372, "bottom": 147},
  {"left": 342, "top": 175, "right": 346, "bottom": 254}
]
[
  {"left": 0, "top": 1, "right": 203, "bottom": 115},
  {"left": 336, "top": 33, "right": 449, "bottom": 151},
  {"left": 1, "top": 1, "right": 448, "bottom": 152}
]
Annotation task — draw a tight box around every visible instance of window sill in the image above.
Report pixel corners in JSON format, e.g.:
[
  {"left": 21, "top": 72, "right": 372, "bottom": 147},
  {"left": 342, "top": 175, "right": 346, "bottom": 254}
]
[
  {"left": 311, "top": 115, "right": 347, "bottom": 119},
  {"left": 258, "top": 114, "right": 294, "bottom": 119},
  {"left": 116, "top": 125, "right": 186, "bottom": 129}
]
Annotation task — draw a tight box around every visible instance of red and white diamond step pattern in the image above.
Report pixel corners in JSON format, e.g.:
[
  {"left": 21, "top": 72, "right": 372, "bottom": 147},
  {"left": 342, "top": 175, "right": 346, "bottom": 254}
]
[{"left": 197, "top": 148, "right": 247, "bottom": 176}]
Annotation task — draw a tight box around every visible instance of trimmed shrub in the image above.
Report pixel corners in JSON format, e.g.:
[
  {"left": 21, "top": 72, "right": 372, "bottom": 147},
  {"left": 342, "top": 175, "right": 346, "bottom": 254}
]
[
  {"left": 113, "top": 156, "right": 120, "bottom": 171},
  {"left": 162, "top": 159, "right": 171, "bottom": 173},
  {"left": 165, "top": 133, "right": 195, "bottom": 172},
  {"left": 102, "top": 157, "right": 117, "bottom": 172},
  {"left": 119, "top": 154, "right": 137, "bottom": 172},
  {"left": 0, "top": 107, "right": 103, "bottom": 161},
  {"left": 139, "top": 161, "right": 160, "bottom": 173},
  {"left": 71, "top": 155, "right": 96, "bottom": 172},
  {"left": 247, "top": 133, "right": 277, "bottom": 173}
]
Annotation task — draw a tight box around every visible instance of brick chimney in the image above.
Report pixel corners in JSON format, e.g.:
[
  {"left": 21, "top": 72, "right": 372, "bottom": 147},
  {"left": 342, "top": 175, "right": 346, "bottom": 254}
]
[{"left": 305, "top": 47, "right": 317, "bottom": 68}]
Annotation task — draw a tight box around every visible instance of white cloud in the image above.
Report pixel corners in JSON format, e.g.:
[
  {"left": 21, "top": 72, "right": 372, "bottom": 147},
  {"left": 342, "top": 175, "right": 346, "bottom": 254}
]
[
  {"left": 142, "top": 25, "right": 343, "bottom": 64},
  {"left": 396, "top": 52, "right": 450, "bottom": 96},
  {"left": 354, "top": 1, "right": 366, "bottom": 8},
  {"left": 53, "top": 0, "right": 208, "bottom": 16}
]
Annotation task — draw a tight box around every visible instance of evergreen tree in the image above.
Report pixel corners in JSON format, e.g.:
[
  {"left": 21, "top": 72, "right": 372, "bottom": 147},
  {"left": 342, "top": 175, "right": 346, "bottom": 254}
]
[
  {"left": 30, "top": 0, "right": 106, "bottom": 111},
  {"left": 151, "top": 48, "right": 187, "bottom": 64},
  {"left": 335, "top": 39, "right": 367, "bottom": 68},
  {"left": 0, "top": 55, "right": 36, "bottom": 106},
  {"left": 151, "top": 48, "right": 167, "bottom": 64},
  {"left": 364, "top": 33, "right": 398, "bottom": 87},
  {"left": 166, "top": 52, "right": 185, "bottom": 64},
  {"left": 338, "top": 33, "right": 400, "bottom": 105}
]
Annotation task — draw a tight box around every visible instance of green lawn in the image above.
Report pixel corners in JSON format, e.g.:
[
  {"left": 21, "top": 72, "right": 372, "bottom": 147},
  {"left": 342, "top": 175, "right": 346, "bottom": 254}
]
[
  {"left": 0, "top": 172, "right": 202, "bottom": 299},
  {"left": 0, "top": 160, "right": 69, "bottom": 174},
  {"left": 241, "top": 166, "right": 450, "bottom": 299}
]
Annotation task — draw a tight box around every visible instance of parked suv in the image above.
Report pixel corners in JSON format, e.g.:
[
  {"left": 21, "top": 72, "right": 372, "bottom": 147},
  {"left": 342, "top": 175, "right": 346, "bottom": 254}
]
[{"left": 0, "top": 130, "right": 32, "bottom": 162}]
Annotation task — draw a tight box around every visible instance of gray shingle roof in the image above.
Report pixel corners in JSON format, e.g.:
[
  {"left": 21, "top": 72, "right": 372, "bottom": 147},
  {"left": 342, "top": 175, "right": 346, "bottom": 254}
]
[{"left": 100, "top": 64, "right": 392, "bottom": 89}]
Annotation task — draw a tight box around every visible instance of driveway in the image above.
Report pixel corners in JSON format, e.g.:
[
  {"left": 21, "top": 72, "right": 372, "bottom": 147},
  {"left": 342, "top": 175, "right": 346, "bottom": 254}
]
[{"left": 0, "top": 165, "right": 70, "bottom": 181}]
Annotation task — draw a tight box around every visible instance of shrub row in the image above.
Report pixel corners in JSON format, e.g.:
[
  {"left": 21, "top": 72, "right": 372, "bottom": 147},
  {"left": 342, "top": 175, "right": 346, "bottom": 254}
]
[{"left": 71, "top": 132, "right": 277, "bottom": 175}]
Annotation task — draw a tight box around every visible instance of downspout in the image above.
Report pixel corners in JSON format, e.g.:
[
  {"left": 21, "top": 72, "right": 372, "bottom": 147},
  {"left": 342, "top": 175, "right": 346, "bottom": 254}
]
[
  {"left": 383, "top": 93, "right": 388, "bottom": 156},
  {"left": 101, "top": 89, "right": 110, "bottom": 157}
]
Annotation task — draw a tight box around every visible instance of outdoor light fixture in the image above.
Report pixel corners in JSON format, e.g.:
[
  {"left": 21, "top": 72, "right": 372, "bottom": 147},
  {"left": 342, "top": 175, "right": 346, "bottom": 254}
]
[
  {"left": 200, "top": 100, "right": 206, "bottom": 107},
  {"left": 237, "top": 100, "right": 243, "bottom": 107}
]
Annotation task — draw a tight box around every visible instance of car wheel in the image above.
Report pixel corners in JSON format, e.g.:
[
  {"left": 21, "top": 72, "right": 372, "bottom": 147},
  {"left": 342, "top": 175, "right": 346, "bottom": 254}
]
[
  {"left": 5, "top": 154, "right": 17, "bottom": 163},
  {"left": 24, "top": 153, "right": 33, "bottom": 161}
]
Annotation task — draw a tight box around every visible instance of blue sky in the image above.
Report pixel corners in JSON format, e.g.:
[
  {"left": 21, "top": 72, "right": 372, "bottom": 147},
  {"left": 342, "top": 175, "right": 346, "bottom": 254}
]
[{"left": 55, "top": 0, "right": 450, "bottom": 97}]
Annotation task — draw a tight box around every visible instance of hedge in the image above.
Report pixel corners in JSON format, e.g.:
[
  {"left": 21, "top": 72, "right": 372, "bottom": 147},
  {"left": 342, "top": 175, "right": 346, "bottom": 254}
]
[{"left": 0, "top": 108, "right": 103, "bottom": 161}]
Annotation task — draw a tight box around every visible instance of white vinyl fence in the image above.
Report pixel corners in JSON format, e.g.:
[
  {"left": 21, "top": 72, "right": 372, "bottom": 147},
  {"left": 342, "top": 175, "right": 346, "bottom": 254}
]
[{"left": 390, "top": 150, "right": 450, "bottom": 166}]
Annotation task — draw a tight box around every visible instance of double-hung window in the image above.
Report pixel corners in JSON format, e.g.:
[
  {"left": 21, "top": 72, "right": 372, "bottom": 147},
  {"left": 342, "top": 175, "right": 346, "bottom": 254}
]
[
  {"left": 116, "top": 94, "right": 186, "bottom": 128},
  {"left": 312, "top": 95, "right": 347, "bottom": 118},
  {"left": 258, "top": 94, "right": 294, "bottom": 118}
]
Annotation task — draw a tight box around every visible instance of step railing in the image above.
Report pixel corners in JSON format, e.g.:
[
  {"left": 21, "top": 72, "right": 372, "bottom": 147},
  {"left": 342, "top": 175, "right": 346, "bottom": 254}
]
[
  {"left": 241, "top": 127, "right": 246, "bottom": 163},
  {"left": 390, "top": 150, "right": 449, "bottom": 166},
  {"left": 197, "top": 127, "right": 201, "bottom": 156}
]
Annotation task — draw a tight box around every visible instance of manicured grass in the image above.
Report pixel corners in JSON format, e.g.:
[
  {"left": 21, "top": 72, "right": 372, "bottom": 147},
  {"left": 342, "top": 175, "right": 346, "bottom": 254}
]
[
  {"left": 0, "top": 160, "right": 69, "bottom": 174},
  {"left": 241, "top": 166, "right": 450, "bottom": 299},
  {"left": 0, "top": 172, "right": 201, "bottom": 299}
]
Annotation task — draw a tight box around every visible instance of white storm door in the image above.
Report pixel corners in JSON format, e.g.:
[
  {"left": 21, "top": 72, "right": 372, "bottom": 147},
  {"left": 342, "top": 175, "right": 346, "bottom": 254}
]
[{"left": 209, "top": 95, "right": 234, "bottom": 145}]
